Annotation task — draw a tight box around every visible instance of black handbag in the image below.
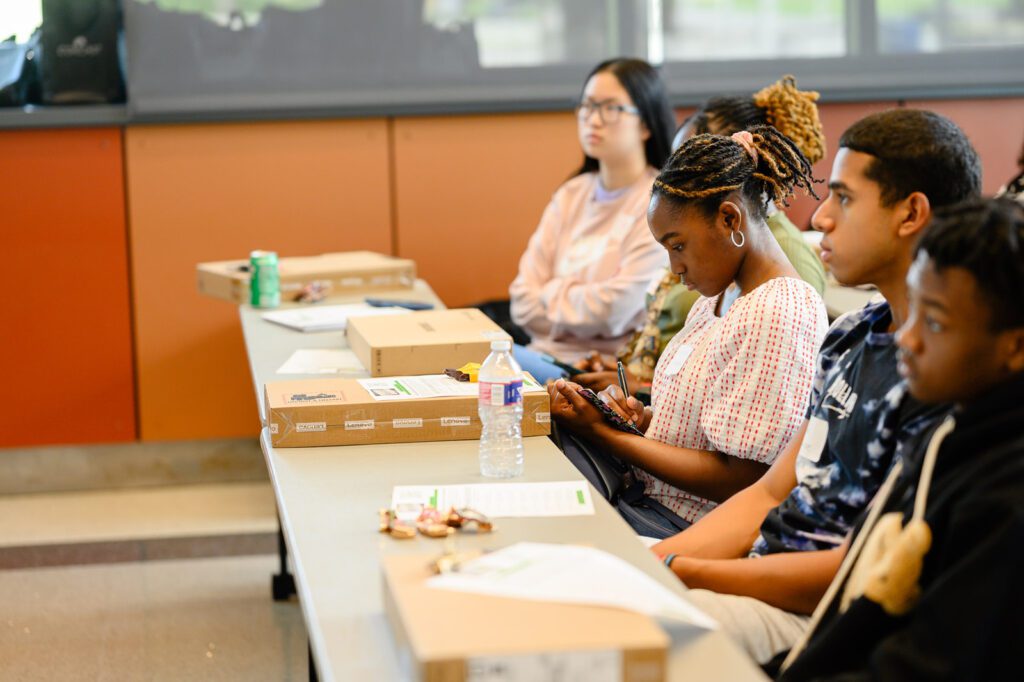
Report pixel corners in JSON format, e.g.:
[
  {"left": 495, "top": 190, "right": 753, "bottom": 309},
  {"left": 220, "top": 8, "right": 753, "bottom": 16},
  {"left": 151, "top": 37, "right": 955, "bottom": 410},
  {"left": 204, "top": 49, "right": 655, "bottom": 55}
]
[
  {"left": 554, "top": 425, "right": 691, "bottom": 538},
  {"left": 553, "top": 423, "right": 635, "bottom": 502}
]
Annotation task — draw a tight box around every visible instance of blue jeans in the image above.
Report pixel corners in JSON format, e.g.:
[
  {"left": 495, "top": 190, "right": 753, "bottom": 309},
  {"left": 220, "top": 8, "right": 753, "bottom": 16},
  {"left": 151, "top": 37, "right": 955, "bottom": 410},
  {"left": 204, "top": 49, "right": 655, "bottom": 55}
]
[
  {"left": 614, "top": 498, "right": 691, "bottom": 539},
  {"left": 512, "top": 344, "right": 568, "bottom": 384}
]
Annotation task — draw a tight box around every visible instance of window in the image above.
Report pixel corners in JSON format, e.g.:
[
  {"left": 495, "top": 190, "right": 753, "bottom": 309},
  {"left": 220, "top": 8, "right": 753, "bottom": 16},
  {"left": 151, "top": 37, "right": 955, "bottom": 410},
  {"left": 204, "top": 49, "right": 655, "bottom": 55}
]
[
  {"left": 654, "top": 0, "right": 1023, "bottom": 104},
  {"left": 0, "top": 1, "right": 41, "bottom": 42},
  {"left": 427, "top": 0, "right": 612, "bottom": 68},
  {"left": 661, "top": 0, "right": 846, "bottom": 61},
  {"left": 878, "top": 0, "right": 1024, "bottom": 53}
]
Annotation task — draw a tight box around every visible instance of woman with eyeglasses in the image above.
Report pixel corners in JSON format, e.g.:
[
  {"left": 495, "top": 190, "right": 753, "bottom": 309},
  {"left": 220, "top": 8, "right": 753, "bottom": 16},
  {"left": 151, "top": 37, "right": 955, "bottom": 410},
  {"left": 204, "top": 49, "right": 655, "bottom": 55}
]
[{"left": 509, "top": 58, "right": 675, "bottom": 383}]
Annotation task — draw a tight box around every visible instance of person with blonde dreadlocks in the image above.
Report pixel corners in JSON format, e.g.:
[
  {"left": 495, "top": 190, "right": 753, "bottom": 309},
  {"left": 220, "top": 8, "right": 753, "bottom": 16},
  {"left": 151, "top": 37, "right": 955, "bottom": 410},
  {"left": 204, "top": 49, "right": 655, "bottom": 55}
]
[
  {"left": 550, "top": 125, "right": 828, "bottom": 539},
  {"left": 575, "top": 76, "right": 827, "bottom": 396}
]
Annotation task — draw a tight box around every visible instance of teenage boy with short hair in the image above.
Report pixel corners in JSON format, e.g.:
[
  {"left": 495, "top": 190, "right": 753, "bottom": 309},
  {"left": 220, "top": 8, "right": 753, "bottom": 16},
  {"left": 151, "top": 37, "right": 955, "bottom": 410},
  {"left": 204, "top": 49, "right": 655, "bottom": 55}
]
[
  {"left": 778, "top": 197, "right": 1024, "bottom": 681},
  {"left": 647, "top": 109, "right": 981, "bottom": 663}
]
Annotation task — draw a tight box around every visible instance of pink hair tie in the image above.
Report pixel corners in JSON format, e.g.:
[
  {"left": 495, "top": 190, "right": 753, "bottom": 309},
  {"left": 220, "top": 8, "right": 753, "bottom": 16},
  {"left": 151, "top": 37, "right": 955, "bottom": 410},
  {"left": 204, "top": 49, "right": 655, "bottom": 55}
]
[{"left": 731, "top": 131, "right": 758, "bottom": 165}]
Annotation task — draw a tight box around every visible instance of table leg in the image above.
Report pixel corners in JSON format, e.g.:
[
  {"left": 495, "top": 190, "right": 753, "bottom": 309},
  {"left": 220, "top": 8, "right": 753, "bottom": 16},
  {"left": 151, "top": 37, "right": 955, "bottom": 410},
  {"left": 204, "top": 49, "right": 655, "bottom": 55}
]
[
  {"left": 271, "top": 513, "right": 297, "bottom": 601},
  {"left": 309, "top": 642, "right": 319, "bottom": 682}
]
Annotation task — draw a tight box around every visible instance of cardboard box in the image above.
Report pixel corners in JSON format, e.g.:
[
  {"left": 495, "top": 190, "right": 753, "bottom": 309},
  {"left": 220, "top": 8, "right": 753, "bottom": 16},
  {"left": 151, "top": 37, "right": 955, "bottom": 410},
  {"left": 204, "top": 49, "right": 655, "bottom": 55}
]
[
  {"left": 265, "top": 376, "right": 550, "bottom": 448},
  {"left": 381, "top": 554, "right": 669, "bottom": 682},
  {"left": 347, "top": 309, "right": 510, "bottom": 377},
  {"left": 196, "top": 251, "right": 416, "bottom": 304}
]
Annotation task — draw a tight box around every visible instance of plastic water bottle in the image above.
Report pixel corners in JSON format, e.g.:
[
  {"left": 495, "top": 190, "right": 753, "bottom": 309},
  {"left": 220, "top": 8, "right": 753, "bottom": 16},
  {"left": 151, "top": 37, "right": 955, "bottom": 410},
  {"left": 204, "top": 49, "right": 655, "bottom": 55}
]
[{"left": 478, "top": 340, "right": 524, "bottom": 478}]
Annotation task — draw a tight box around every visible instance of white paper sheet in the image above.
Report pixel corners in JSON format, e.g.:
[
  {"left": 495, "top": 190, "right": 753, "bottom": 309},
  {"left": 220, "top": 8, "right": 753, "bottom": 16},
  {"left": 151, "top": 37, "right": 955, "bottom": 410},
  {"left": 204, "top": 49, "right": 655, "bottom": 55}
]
[
  {"left": 390, "top": 481, "right": 595, "bottom": 518},
  {"left": 276, "top": 349, "right": 365, "bottom": 375},
  {"left": 261, "top": 304, "right": 409, "bottom": 332},
  {"left": 428, "top": 542, "right": 718, "bottom": 630},
  {"left": 359, "top": 374, "right": 545, "bottom": 401}
]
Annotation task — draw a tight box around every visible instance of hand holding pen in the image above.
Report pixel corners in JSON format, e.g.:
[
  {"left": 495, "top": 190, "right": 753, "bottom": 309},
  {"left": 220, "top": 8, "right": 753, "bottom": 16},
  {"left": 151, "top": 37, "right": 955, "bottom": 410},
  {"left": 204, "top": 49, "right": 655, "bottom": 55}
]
[{"left": 596, "top": 361, "right": 648, "bottom": 430}]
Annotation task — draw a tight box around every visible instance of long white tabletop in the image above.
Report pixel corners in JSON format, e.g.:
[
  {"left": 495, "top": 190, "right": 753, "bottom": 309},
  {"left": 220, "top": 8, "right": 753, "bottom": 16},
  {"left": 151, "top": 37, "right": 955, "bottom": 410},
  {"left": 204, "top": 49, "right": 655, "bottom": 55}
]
[{"left": 239, "top": 283, "right": 767, "bottom": 681}]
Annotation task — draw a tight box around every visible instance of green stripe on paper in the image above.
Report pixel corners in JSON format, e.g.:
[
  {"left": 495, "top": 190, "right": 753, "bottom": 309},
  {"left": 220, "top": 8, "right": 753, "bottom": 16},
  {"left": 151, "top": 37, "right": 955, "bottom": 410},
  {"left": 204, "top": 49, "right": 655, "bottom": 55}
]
[
  {"left": 576, "top": 489, "right": 585, "bottom": 505},
  {"left": 394, "top": 381, "right": 411, "bottom": 395}
]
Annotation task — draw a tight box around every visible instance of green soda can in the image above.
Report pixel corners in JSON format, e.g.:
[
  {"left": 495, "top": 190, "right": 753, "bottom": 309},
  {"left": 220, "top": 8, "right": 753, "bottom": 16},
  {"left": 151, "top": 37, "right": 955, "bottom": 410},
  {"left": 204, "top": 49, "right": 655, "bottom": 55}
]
[{"left": 249, "top": 250, "right": 281, "bottom": 308}]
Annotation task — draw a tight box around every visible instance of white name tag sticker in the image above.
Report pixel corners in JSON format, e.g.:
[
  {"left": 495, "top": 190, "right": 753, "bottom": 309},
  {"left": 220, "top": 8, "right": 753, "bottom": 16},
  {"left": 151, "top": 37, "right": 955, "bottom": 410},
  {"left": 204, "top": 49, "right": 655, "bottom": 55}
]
[
  {"left": 662, "top": 345, "right": 694, "bottom": 377},
  {"left": 799, "top": 416, "right": 829, "bottom": 464}
]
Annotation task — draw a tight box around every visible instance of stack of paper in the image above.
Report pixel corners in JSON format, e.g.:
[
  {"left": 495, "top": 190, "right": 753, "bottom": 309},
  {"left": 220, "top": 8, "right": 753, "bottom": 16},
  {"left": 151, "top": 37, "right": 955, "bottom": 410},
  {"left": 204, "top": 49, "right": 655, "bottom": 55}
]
[
  {"left": 275, "top": 349, "right": 366, "bottom": 375},
  {"left": 390, "top": 481, "right": 595, "bottom": 518},
  {"left": 428, "top": 542, "right": 718, "bottom": 629},
  {"left": 261, "top": 304, "right": 409, "bottom": 333}
]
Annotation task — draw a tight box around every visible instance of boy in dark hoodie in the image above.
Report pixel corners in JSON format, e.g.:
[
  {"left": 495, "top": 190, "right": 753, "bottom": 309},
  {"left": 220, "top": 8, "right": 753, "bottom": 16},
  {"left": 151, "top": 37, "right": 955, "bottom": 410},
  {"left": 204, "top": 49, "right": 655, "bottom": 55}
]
[{"left": 778, "top": 197, "right": 1024, "bottom": 680}]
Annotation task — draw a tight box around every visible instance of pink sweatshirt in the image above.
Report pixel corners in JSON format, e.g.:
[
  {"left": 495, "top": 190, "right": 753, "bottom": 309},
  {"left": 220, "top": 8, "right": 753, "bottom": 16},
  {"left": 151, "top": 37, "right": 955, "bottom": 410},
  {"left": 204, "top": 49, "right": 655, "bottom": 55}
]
[{"left": 510, "top": 168, "right": 667, "bottom": 361}]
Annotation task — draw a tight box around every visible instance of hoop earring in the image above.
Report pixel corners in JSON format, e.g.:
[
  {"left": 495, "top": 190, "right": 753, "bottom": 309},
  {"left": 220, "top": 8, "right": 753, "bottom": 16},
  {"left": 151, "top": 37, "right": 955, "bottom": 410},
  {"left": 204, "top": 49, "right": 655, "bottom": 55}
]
[{"left": 731, "top": 230, "right": 746, "bottom": 248}]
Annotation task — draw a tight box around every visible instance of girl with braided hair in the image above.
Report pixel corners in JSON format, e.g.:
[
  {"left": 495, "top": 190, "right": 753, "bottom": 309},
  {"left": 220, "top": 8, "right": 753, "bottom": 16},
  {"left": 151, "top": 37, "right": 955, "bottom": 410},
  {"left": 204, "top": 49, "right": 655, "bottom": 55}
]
[
  {"left": 551, "top": 125, "right": 828, "bottom": 538},
  {"left": 575, "top": 75, "right": 826, "bottom": 397}
]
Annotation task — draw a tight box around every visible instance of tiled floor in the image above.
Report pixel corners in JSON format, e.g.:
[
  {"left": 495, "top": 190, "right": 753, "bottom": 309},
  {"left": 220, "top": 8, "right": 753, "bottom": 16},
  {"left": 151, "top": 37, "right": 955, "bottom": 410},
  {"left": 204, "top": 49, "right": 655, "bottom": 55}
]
[
  {"left": 0, "top": 556, "right": 307, "bottom": 681},
  {"left": 0, "top": 483, "right": 307, "bottom": 680}
]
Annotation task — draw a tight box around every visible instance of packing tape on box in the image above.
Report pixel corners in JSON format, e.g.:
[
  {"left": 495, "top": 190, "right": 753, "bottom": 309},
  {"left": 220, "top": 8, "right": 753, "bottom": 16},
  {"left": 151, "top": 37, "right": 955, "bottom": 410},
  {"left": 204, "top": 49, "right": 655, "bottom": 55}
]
[{"left": 270, "top": 411, "right": 552, "bottom": 438}]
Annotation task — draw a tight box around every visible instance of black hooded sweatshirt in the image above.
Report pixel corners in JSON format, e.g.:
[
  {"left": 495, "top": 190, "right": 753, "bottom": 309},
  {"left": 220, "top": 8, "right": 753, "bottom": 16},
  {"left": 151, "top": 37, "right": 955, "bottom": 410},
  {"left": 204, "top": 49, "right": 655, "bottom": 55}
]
[{"left": 779, "top": 373, "right": 1024, "bottom": 681}]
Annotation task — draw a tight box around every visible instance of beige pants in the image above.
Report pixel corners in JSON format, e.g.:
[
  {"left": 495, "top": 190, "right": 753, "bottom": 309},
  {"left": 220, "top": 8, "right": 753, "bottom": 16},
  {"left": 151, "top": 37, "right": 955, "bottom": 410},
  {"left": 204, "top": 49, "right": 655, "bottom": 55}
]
[{"left": 684, "top": 589, "right": 811, "bottom": 664}]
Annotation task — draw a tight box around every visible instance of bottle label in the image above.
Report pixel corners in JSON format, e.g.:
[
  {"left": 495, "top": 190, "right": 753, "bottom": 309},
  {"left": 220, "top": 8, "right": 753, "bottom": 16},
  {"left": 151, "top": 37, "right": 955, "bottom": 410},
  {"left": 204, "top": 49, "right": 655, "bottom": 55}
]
[{"left": 479, "top": 380, "right": 522, "bottom": 407}]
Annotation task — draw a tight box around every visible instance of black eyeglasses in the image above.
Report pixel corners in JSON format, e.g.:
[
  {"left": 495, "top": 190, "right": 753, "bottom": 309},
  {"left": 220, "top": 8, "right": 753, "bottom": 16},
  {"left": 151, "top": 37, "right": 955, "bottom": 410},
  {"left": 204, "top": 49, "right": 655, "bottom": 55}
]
[{"left": 576, "top": 99, "right": 641, "bottom": 125}]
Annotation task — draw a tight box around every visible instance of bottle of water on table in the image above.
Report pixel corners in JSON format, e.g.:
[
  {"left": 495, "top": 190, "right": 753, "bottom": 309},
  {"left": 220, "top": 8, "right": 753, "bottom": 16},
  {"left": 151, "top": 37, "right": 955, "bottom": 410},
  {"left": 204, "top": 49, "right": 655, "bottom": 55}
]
[{"left": 478, "top": 340, "right": 524, "bottom": 478}]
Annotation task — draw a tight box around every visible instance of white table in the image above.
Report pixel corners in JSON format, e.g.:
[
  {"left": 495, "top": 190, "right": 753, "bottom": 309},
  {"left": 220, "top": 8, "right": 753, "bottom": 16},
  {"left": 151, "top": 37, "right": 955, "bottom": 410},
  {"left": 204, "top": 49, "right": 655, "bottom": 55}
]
[{"left": 239, "top": 283, "right": 767, "bottom": 681}]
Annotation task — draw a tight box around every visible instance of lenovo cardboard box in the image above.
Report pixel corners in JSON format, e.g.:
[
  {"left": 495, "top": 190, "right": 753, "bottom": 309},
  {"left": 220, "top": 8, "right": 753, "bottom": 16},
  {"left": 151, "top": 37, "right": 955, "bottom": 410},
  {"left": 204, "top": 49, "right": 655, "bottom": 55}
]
[
  {"left": 347, "top": 308, "right": 510, "bottom": 377},
  {"left": 196, "top": 251, "right": 416, "bottom": 304},
  {"left": 265, "top": 375, "right": 550, "bottom": 447},
  {"left": 382, "top": 554, "right": 669, "bottom": 681}
]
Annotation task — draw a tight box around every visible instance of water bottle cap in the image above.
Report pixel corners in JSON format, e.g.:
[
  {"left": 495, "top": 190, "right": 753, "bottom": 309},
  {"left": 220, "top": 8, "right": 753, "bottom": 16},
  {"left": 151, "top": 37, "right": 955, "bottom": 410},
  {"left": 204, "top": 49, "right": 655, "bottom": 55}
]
[{"left": 490, "top": 340, "right": 512, "bottom": 352}]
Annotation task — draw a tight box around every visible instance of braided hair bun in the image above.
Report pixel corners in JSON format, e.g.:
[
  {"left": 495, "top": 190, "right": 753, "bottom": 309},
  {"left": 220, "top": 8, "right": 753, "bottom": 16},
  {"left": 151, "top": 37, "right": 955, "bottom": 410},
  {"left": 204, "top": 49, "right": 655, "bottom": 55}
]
[{"left": 753, "top": 75, "right": 826, "bottom": 165}]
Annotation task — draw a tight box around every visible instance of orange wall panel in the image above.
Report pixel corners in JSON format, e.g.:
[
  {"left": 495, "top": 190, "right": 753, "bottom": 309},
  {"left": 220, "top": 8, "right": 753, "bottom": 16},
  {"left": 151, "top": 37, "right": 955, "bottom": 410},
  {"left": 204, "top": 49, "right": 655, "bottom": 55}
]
[
  {"left": 126, "top": 120, "right": 392, "bottom": 441},
  {"left": 786, "top": 98, "right": 1024, "bottom": 228},
  {"left": 393, "top": 112, "right": 581, "bottom": 307},
  {"left": 395, "top": 99, "right": 1023, "bottom": 309},
  {"left": 913, "top": 97, "right": 1024, "bottom": 196},
  {"left": 1, "top": 128, "right": 135, "bottom": 447}
]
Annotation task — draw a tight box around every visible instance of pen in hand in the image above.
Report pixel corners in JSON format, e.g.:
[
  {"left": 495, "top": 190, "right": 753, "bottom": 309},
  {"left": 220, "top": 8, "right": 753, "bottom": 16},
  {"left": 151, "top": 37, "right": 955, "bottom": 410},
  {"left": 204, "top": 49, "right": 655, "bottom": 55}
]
[{"left": 616, "top": 360, "right": 630, "bottom": 401}]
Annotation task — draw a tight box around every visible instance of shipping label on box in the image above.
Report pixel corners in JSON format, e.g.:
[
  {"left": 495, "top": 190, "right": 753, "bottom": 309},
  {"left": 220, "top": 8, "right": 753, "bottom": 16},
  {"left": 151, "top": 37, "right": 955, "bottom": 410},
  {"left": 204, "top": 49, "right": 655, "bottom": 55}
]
[
  {"left": 196, "top": 250, "right": 416, "bottom": 304},
  {"left": 347, "top": 308, "right": 510, "bottom": 377},
  {"left": 265, "top": 375, "right": 550, "bottom": 447}
]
